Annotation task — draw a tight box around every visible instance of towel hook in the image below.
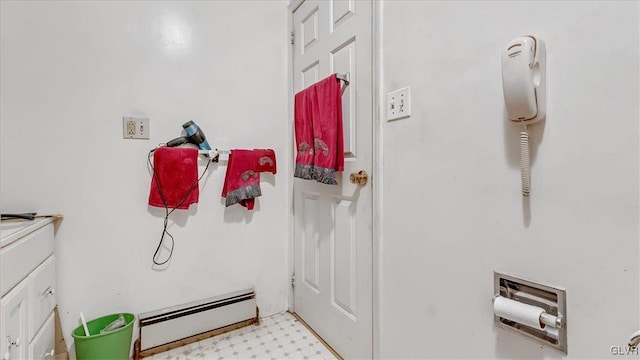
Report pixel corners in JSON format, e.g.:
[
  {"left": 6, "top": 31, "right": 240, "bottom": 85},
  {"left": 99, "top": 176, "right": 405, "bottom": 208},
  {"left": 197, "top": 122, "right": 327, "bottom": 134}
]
[
  {"left": 337, "top": 72, "right": 350, "bottom": 94},
  {"left": 336, "top": 72, "right": 350, "bottom": 86}
]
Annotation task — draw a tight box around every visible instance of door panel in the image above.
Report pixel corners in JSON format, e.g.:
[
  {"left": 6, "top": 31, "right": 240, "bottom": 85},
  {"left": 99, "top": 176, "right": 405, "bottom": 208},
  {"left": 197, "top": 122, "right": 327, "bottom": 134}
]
[
  {"left": 301, "top": 6, "right": 319, "bottom": 51},
  {"left": 302, "top": 62, "right": 320, "bottom": 89},
  {"left": 332, "top": 198, "right": 356, "bottom": 318},
  {"left": 293, "top": 0, "right": 372, "bottom": 358},
  {"left": 331, "top": 0, "right": 355, "bottom": 30}
]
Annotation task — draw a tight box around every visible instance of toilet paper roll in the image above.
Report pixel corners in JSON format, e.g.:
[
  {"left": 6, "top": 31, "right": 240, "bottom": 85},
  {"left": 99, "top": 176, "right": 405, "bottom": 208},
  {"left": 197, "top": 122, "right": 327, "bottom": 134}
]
[{"left": 494, "top": 296, "right": 545, "bottom": 330}]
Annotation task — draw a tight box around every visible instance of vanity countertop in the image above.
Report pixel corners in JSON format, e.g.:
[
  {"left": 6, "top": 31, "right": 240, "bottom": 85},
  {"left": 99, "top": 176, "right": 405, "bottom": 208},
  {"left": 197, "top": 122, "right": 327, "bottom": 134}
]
[{"left": 0, "top": 217, "right": 57, "bottom": 248}]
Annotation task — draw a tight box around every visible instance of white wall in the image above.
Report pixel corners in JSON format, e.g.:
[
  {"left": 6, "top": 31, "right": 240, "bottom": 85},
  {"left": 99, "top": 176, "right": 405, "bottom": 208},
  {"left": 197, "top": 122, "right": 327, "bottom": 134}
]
[
  {"left": 0, "top": 0, "right": 289, "bottom": 345},
  {"left": 380, "top": 1, "right": 639, "bottom": 358}
]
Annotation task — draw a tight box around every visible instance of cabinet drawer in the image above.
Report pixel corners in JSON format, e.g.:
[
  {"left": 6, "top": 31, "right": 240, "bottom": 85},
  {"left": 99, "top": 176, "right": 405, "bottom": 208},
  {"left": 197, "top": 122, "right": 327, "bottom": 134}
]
[
  {"left": 0, "top": 224, "right": 54, "bottom": 297},
  {"left": 28, "top": 312, "right": 55, "bottom": 360},
  {"left": 1, "top": 280, "right": 29, "bottom": 360},
  {"left": 29, "top": 256, "right": 56, "bottom": 341}
]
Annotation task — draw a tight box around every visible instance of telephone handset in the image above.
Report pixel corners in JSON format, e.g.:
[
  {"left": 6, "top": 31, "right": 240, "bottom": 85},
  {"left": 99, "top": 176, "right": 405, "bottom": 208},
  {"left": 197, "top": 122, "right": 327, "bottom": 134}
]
[{"left": 502, "top": 35, "right": 546, "bottom": 197}]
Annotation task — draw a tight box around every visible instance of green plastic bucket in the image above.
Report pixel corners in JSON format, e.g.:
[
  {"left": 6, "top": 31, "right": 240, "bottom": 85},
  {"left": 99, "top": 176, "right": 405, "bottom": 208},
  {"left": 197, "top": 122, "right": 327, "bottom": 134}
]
[{"left": 72, "top": 313, "right": 135, "bottom": 360}]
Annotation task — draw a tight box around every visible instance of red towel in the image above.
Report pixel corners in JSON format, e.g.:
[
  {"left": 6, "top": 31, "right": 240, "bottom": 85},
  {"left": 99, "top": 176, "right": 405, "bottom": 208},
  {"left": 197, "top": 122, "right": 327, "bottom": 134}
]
[
  {"left": 222, "top": 150, "right": 262, "bottom": 210},
  {"left": 312, "top": 74, "right": 344, "bottom": 184},
  {"left": 294, "top": 87, "right": 315, "bottom": 179},
  {"left": 293, "top": 74, "right": 344, "bottom": 185},
  {"left": 148, "top": 147, "right": 199, "bottom": 209}
]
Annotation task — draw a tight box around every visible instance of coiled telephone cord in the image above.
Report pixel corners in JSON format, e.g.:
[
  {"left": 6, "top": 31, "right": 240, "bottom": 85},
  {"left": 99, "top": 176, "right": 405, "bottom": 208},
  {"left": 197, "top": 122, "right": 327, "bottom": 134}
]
[{"left": 520, "top": 123, "right": 530, "bottom": 198}]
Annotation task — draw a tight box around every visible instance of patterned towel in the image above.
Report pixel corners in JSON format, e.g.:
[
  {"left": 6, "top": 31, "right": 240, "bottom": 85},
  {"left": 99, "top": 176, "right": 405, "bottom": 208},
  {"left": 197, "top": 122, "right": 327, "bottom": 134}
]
[
  {"left": 294, "top": 87, "right": 315, "bottom": 179},
  {"left": 311, "top": 74, "right": 344, "bottom": 184},
  {"left": 293, "top": 74, "right": 344, "bottom": 185},
  {"left": 222, "top": 150, "right": 262, "bottom": 210}
]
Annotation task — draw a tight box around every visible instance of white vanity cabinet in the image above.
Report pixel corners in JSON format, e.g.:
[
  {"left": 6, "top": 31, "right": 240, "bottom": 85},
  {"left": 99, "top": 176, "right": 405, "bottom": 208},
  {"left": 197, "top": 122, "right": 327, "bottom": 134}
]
[{"left": 0, "top": 218, "right": 58, "bottom": 360}]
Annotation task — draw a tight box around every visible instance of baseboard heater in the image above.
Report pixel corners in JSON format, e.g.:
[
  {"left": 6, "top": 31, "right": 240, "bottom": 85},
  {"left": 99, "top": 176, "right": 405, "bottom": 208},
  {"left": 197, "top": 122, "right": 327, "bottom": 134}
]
[{"left": 133, "top": 288, "right": 258, "bottom": 359}]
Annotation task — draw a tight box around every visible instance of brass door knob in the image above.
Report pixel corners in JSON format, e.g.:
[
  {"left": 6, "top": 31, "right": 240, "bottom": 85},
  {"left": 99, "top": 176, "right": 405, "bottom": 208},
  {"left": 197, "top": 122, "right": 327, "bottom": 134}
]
[{"left": 350, "top": 170, "right": 368, "bottom": 185}]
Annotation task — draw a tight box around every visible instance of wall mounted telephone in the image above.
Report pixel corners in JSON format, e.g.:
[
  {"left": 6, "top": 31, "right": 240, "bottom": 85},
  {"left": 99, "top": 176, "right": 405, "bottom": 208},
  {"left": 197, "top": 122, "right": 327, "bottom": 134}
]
[{"left": 502, "top": 35, "right": 546, "bottom": 197}]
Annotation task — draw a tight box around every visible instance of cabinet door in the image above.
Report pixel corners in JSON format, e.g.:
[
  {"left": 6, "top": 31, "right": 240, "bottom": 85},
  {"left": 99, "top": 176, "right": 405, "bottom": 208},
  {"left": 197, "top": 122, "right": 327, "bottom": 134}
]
[
  {"left": 29, "top": 256, "right": 56, "bottom": 340},
  {"left": 28, "top": 312, "right": 55, "bottom": 360},
  {"left": 1, "top": 281, "right": 29, "bottom": 360}
]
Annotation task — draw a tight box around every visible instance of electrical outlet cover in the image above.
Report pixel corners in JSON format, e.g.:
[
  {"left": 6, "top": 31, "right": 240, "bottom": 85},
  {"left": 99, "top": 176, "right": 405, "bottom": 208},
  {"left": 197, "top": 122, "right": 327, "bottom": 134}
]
[
  {"left": 123, "top": 117, "right": 150, "bottom": 139},
  {"left": 387, "top": 86, "right": 411, "bottom": 121}
]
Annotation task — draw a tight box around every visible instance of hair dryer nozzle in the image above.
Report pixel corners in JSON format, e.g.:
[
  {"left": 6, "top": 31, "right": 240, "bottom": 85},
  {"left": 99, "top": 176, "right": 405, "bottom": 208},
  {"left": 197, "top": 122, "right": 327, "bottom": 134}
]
[{"left": 182, "top": 121, "right": 211, "bottom": 151}]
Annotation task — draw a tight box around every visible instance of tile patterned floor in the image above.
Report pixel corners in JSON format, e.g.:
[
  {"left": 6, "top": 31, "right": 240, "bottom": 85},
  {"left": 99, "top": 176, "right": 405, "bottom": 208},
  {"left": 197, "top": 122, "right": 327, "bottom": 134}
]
[{"left": 147, "top": 312, "right": 338, "bottom": 360}]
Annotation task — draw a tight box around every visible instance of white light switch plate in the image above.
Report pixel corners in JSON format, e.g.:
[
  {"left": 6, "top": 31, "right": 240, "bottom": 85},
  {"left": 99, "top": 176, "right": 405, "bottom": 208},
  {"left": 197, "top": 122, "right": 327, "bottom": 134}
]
[
  {"left": 387, "top": 86, "right": 411, "bottom": 121},
  {"left": 123, "top": 117, "right": 150, "bottom": 139}
]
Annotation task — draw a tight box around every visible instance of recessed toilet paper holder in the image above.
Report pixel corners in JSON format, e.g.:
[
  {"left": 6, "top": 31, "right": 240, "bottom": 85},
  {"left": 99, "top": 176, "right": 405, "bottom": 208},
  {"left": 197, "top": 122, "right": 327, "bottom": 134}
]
[{"left": 493, "top": 271, "right": 567, "bottom": 354}]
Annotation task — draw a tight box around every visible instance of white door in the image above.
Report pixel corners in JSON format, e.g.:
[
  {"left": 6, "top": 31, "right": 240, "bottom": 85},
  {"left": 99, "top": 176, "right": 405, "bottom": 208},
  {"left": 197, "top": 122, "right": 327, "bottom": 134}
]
[{"left": 292, "top": 1, "right": 373, "bottom": 359}]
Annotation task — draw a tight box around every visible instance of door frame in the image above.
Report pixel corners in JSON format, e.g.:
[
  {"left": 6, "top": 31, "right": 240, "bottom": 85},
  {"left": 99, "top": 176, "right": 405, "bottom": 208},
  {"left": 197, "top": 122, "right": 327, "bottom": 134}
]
[{"left": 285, "top": 1, "right": 382, "bottom": 358}]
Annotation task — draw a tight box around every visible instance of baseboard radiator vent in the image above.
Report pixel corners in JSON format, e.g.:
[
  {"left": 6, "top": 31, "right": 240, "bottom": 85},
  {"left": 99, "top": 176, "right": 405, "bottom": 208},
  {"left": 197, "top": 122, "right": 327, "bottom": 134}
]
[{"left": 134, "top": 288, "right": 258, "bottom": 359}]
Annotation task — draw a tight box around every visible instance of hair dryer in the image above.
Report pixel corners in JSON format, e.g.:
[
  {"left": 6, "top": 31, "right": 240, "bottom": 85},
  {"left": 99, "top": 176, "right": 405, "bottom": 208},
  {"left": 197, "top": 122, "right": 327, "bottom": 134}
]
[{"left": 166, "top": 121, "right": 212, "bottom": 150}]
